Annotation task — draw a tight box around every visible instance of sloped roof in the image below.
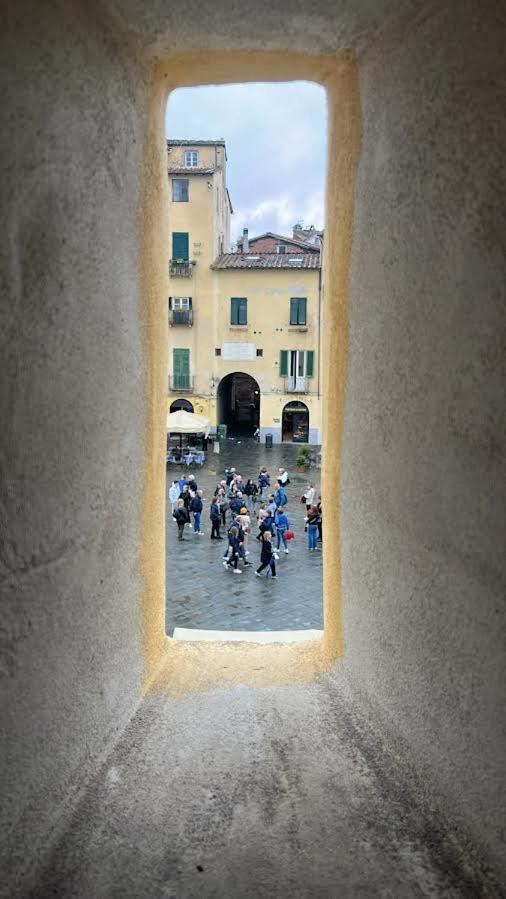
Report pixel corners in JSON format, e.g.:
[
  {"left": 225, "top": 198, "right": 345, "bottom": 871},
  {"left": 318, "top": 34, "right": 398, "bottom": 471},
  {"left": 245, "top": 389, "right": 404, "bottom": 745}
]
[
  {"left": 211, "top": 253, "right": 320, "bottom": 270},
  {"left": 244, "top": 231, "right": 320, "bottom": 252},
  {"left": 167, "top": 139, "right": 226, "bottom": 146},
  {"left": 168, "top": 167, "right": 216, "bottom": 175}
]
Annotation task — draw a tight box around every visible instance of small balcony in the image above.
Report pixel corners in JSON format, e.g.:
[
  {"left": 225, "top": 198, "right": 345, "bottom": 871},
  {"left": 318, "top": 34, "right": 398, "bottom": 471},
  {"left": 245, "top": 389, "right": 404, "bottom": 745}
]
[
  {"left": 169, "top": 308, "right": 194, "bottom": 326},
  {"left": 168, "top": 375, "right": 194, "bottom": 393},
  {"left": 285, "top": 376, "right": 309, "bottom": 394},
  {"left": 169, "top": 260, "right": 193, "bottom": 277}
]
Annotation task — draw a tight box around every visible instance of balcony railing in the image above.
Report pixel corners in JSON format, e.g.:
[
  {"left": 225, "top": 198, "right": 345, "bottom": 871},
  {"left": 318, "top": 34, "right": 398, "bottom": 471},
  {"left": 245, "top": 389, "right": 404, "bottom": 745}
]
[
  {"left": 285, "top": 376, "right": 309, "bottom": 394},
  {"left": 168, "top": 375, "right": 194, "bottom": 393},
  {"left": 169, "top": 308, "right": 194, "bottom": 326},
  {"left": 169, "top": 260, "right": 193, "bottom": 277}
]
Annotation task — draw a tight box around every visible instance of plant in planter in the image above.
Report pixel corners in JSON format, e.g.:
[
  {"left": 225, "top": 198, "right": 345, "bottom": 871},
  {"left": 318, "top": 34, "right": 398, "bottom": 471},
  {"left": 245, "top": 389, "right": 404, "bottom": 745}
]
[{"left": 296, "top": 445, "right": 311, "bottom": 472}]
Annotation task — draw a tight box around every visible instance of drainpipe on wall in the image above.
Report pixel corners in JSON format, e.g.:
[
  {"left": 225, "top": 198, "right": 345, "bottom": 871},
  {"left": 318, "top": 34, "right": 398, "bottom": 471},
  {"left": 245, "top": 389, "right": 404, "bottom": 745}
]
[{"left": 317, "top": 263, "right": 322, "bottom": 400}]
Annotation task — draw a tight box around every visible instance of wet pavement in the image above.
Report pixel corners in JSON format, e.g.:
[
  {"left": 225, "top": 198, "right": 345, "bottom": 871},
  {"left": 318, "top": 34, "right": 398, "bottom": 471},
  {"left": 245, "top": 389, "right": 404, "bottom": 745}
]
[{"left": 165, "top": 438, "right": 323, "bottom": 633}]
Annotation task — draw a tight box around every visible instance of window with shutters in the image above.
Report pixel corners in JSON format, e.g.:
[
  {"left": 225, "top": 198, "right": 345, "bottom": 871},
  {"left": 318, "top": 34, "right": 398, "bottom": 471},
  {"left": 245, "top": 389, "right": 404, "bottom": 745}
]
[
  {"left": 172, "top": 179, "right": 189, "bottom": 202},
  {"left": 172, "top": 232, "right": 189, "bottom": 261},
  {"left": 171, "top": 348, "right": 191, "bottom": 389},
  {"left": 184, "top": 150, "right": 198, "bottom": 167},
  {"left": 230, "top": 297, "right": 248, "bottom": 326},
  {"left": 290, "top": 297, "right": 307, "bottom": 325},
  {"left": 279, "top": 349, "right": 315, "bottom": 391}
]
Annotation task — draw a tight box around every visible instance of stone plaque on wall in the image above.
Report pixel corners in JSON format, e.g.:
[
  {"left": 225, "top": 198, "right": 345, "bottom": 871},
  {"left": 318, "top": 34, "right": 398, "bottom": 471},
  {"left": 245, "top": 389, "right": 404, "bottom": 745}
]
[{"left": 221, "top": 342, "right": 256, "bottom": 361}]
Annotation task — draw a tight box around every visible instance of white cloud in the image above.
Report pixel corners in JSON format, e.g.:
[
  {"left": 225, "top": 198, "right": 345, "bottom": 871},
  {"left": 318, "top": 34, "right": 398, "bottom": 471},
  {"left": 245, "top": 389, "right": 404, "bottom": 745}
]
[{"left": 166, "top": 82, "right": 327, "bottom": 247}]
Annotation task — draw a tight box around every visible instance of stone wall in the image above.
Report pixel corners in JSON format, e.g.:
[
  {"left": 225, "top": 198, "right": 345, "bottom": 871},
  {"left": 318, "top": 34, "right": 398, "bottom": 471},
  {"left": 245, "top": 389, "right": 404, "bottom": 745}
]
[
  {"left": 341, "top": 0, "right": 506, "bottom": 875},
  {"left": 1, "top": 0, "right": 504, "bottom": 891}
]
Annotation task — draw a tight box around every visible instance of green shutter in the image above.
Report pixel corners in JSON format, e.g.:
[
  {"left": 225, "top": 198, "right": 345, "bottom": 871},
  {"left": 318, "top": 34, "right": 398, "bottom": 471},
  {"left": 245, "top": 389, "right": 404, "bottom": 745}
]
[
  {"left": 279, "top": 350, "right": 288, "bottom": 377},
  {"left": 231, "top": 297, "right": 247, "bottom": 325},
  {"left": 290, "top": 297, "right": 307, "bottom": 325},
  {"left": 173, "top": 348, "right": 190, "bottom": 388},
  {"left": 172, "top": 232, "right": 189, "bottom": 261},
  {"left": 305, "top": 350, "right": 314, "bottom": 378}
]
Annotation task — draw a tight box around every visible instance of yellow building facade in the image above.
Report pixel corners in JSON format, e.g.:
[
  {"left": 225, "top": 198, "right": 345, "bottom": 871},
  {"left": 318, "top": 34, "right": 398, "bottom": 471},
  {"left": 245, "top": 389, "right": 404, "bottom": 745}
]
[{"left": 167, "top": 140, "right": 323, "bottom": 444}]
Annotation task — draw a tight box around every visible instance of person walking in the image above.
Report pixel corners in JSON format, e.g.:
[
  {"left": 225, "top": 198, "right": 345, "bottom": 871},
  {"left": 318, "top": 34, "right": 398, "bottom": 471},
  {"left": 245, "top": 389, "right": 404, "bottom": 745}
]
[
  {"left": 191, "top": 490, "right": 204, "bottom": 535},
  {"left": 209, "top": 496, "right": 223, "bottom": 539},
  {"left": 255, "top": 532, "right": 277, "bottom": 578},
  {"left": 275, "top": 506, "right": 290, "bottom": 554},
  {"left": 257, "top": 509, "right": 275, "bottom": 541},
  {"left": 169, "top": 480, "right": 180, "bottom": 517},
  {"left": 224, "top": 526, "right": 242, "bottom": 574},
  {"left": 173, "top": 499, "right": 190, "bottom": 541},
  {"left": 277, "top": 467, "right": 290, "bottom": 486},
  {"left": 306, "top": 506, "right": 321, "bottom": 551}
]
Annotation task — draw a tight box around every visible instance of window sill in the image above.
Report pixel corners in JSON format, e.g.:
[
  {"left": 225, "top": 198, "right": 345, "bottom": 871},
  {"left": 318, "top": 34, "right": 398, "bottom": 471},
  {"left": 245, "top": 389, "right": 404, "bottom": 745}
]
[
  {"left": 229, "top": 325, "right": 249, "bottom": 330},
  {"left": 288, "top": 325, "right": 308, "bottom": 331}
]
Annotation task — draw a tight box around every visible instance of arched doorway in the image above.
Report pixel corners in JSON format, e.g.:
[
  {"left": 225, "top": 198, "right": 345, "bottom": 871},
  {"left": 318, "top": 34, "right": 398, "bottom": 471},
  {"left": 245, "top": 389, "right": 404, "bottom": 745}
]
[
  {"left": 170, "top": 398, "right": 194, "bottom": 413},
  {"left": 282, "top": 401, "right": 309, "bottom": 443},
  {"left": 217, "top": 372, "right": 260, "bottom": 436}
]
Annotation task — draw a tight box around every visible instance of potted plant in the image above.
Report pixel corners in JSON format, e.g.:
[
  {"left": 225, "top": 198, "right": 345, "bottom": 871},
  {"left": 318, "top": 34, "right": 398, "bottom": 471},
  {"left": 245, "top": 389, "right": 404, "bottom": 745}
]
[{"left": 296, "top": 445, "right": 311, "bottom": 472}]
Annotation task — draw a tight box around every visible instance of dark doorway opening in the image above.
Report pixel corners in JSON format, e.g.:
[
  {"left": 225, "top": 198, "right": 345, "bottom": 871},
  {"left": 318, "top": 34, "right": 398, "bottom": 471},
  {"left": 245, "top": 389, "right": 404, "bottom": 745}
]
[
  {"left": 217, "top": 372, "right": 260, "bottom": 436},
  {"left": 170, "top": 398, "right": 194, "bottom": 413},
  {"left": 282, "top": 401, "right": 309, "bottom": 442}
]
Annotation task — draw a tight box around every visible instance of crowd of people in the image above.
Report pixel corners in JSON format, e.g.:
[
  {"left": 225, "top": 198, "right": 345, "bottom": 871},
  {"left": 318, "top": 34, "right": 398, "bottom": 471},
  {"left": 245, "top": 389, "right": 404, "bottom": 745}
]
[{"left": 168, "top": 464, "right": 322, "bottom": 579}]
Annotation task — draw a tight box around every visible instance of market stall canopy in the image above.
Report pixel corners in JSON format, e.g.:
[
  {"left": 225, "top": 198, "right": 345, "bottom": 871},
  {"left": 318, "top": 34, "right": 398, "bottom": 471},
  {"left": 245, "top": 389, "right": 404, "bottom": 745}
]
[{"left": 166, "top": 409, "right": 210, "bottom": 436}]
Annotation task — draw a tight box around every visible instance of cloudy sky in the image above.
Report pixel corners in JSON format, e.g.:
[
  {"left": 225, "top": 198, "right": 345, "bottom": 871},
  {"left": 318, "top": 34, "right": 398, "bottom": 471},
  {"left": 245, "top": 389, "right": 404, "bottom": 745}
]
[{"left": 165, "top": 82, "right": 327, "bottom": 246}]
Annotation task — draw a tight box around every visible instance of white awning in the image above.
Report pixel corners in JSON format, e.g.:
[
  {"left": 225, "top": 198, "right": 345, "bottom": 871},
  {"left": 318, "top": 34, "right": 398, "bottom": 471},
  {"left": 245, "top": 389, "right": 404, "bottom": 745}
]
[{"left": 166, "top": 409, "right": 210, "bottom": 436}]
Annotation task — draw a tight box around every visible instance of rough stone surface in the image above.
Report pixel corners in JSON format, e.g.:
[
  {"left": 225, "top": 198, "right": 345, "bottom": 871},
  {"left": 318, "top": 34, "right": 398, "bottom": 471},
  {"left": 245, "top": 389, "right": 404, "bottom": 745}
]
[
  {"left": 342, "top": 0, "right": 506, "bottom": 878},
  {"left": 166, "top": 439, "right": 323, "bottom": 632},
  {"left": 1, "top": 0, "right": 505, "bottom": 895},
  {"left": 22, "top": 670, "right": 501, "bottom": 898}
]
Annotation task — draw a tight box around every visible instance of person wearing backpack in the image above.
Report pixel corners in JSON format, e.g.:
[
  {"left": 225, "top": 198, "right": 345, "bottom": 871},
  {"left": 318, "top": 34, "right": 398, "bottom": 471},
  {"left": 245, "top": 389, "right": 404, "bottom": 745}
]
[
  {"left": 258, "top": 468, "right": 270, "bottom": 500},
  {"left": 274, "top": 484, "right": 288, "bottom": 508}
]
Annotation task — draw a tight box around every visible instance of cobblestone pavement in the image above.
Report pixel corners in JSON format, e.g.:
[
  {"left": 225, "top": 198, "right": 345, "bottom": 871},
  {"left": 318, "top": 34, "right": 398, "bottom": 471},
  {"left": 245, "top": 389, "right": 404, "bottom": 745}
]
[{"left": 165, "top": 438, "right": 323, "bottom": 633}]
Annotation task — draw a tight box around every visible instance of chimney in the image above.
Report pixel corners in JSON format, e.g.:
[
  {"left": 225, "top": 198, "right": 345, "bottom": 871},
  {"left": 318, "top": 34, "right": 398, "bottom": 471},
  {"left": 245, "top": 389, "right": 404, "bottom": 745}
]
[{"left": 242, "top": 228, "right": 249, "bottom": 253}]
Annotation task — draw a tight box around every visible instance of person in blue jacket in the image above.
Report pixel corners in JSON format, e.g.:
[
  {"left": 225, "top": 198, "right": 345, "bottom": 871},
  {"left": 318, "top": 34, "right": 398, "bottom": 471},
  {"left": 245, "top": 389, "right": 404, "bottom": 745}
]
[
  {"left": 274, "top": 484, "right": 288, "bottom": 508},
  {"left": 274, "top": 506, "right": 290, "bottom": 553},
  {"left": 190, "top": 490, "right": 204, "bottom": 535}
]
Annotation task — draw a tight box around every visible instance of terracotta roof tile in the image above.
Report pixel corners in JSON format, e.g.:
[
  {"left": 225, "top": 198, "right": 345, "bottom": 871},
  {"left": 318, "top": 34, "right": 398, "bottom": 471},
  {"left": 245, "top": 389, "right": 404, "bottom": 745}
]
[{"left": 211, "top": 253, "right": 320, "bottom": 270}]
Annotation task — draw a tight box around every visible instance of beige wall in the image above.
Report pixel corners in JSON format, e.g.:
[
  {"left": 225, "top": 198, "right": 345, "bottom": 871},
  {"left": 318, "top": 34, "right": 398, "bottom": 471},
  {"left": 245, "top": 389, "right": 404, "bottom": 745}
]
[{"left": 168, "top": 164, "right": 322, "bottom": 440}]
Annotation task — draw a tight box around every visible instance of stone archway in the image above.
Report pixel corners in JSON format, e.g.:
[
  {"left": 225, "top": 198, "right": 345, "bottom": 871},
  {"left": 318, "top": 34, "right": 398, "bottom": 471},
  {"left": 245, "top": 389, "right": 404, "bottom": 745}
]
[
  {"left": 282, "top": 401, "right": 309, "bottom": 443},
  {"left": 170, "top": 398, "right": 194, "bottom": 413},
  {"left": 217, "top": 372, "right": 260, "bottom": 436}
]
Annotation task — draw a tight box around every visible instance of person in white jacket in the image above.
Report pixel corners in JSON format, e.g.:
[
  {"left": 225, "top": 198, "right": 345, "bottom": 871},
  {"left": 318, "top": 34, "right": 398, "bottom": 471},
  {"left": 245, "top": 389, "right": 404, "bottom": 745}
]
[
  {"left": 304, "top": 484, "right": 315, "bottom": 510},
  {"left": 169, "top": 480, "right": 181, "bottom": 518}
]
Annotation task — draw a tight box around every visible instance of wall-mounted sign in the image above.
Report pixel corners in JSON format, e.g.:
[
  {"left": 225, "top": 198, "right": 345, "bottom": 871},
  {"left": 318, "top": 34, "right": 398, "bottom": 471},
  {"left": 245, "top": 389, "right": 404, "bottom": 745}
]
[{"left": 221, "top": 342, "right": 256, "bottom": 361}]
